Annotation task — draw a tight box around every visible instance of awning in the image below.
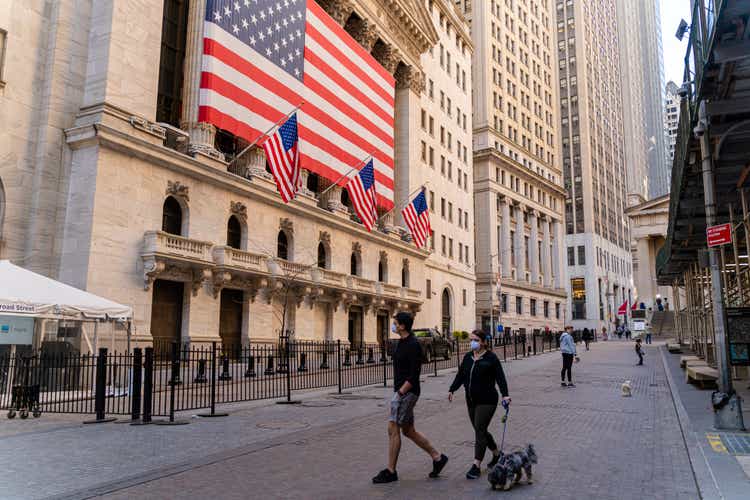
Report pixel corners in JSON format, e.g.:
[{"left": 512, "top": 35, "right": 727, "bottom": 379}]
[{"left": 0, "top": 260, "right": 133, "bottom": 320}]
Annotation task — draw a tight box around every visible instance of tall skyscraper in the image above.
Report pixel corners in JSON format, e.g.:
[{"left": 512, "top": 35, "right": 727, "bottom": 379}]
[
  {"left": 616, "top": 0, "right": 649, "bottom": 201},
  {"left": 558, "top": 0, "right": 633, "bottom": 331},
  {"left": 637, "top": 0, "right": 669, "bottom": 199},
  {"left": 664, "top": 81, "right": 680, "bottom": 168},
  {"left": 462, "top": 0, "right": 568, "bottom": 334}
]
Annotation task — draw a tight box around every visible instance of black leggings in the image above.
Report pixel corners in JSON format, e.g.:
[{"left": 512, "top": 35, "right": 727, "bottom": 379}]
[
  {"left": 467, "top": 403, "right": 498, "bottom": 461},
  {"left": 561, "top": 353, "right": 574, "bottom": 382}
]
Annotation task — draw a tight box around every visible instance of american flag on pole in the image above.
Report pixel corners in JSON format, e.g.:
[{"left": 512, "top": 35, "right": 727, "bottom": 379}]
[
  {"left": 402, "top": 190, "right": 432, "bottom": 249},
  {"left": 345, "top": 159, "right": 377, "bottom": 231},
  {"left": 199, "top": 0, "right": 396, "bottom": 209},
  {"left": 261, "top": 113, "right": 300, "bottom": 202}
]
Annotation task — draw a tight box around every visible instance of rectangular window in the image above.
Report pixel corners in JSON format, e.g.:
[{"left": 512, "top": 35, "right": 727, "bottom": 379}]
[
  {"left": 426, "top": 279, "right": 432, "bottom": 299},
  {"left": 555, "top": 302, "right": 560, "bottom": 319},
  {"left": 571, "top": 278, "right": 586, "bottom": 319},
  {"left": 441, "top": 198, "right": 446, "bottom": 218},
  {"left": 448, "top": 202, "right": 453, "bottom": 222},
  {"left": 501, "top": 294, "right": 508, "bottom": 313},
  {"left": 577, "top": 245, "right": 586, "bottom": 265},
  {"left": 530, "top": 299, "right": 537, "bottom": 316},
  {"left": 421, "top": 141, "right": 427, "bottom": 162},
  {"left": 429, "top": 147, "right": 434, "bottom": 167},
  {"left": 567, "top": 246, "right": 575, "bottom": 266},
  {"left": 449, "top": 238, "right": 454, "bottom": 258},
  {"left": 441, "top": 235, "right": 447, "bottom": 255},
  {"left": 462, "top": 289, "right": 467, "bottom": 306},
  {"left": 516, "top": 296, "right": 523, "bottom": 315},
  {"left": 429, "top": 191, "right": 435, "bottom": 211},
  {"left": 543, "top": 301, "right": 549, "bottom": 318},
  {"left": 420, "top": 109, "right": 426, "bottom": 129}
]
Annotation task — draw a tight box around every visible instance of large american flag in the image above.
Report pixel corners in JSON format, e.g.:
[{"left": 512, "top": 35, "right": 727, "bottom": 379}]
[
  {"left": 402, "top": 190, "right": 431, "bottom": 249},
  {"left": 261, "top": 113, "right": 300, "bottom": 202},
  {"left": 199, "top": 0, "right": 396, "bottom": 209},
  {"left": 345, "top": 159, "right": 377, "bottom": 232}
]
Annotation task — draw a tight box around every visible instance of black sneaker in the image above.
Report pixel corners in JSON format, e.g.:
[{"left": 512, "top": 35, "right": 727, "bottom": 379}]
[
  {"left": 567, "top": 383, "right": 576, "bottom": 388},
  {"left": 487, "top": 453, "right": 501, "bottom": 468},
  {"left": 561, "top": 382, "right": 567, "bottom": 387},
  {"left": 466, "top": 464, "right": 481, "bottom": 479},
  {"left": 372, "top": 468, "right": 398, "bottom": 484},
  {"left": 429, "top": 454, "right": 449, "bottom": 478}
]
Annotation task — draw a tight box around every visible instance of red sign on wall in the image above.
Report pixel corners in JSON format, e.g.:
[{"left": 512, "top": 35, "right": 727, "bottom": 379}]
[{"left": 707, "top": 223, "right": 732, "bottom": 247}]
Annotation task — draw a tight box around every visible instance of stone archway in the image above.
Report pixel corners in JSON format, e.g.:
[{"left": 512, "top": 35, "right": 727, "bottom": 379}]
[{"left": 441, "top": 288, "right": 452, "bottom": 335}]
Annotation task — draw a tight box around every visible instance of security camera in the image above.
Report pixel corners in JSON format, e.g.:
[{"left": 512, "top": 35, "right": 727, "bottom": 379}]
[
  {"left": 677, "top": 84, "right": 688, "bottom": 98},
  {"left": 675, "top": 19, "right": 689, "bottom": 41},
  {"left": 694, "top": 120, "right": 707, "bottom": 137}
]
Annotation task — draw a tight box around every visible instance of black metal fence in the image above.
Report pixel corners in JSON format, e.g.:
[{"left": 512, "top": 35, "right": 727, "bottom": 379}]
[{"left": 1, "top": 330, "right": 575, "bottom": 421}]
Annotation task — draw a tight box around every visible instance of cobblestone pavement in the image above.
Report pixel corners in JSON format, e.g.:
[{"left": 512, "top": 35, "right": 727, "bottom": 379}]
[{"left": 0, "top": 341, "right": 699, "bottom": 500}]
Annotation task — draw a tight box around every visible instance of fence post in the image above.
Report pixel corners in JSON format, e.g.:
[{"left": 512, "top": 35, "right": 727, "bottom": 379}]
[
  {"left": 514, "top": 333, "right": 518, "bottom": 360},
  {"left": 156, "top": 342, "right": 188, "bottom": 425},
  {"left": 198, "top": 342, "right": 228, "bottom": 417},
  {"left": 135, "top": 347, "right": 153, "bottom": 425},
  {"left": 277, "top": 339, "right": 299, "bottom": 404},
  {"left": 382, "top": 343, "right": 387, "bottom": 388},
  {"left": 456, "top": 340, "right": 460, "bottom": 367},
  {"left": 130, "top": 348, "right": 142, "bottom": 422},
  {"left": 429, "top": 344, "right": 439, "bottom": 378},
  {"left": 83, "top": 348, "right": 116, "bottom": 424},
  {"left": 337, "top": 339, "right": 342, "bottom": 394}
]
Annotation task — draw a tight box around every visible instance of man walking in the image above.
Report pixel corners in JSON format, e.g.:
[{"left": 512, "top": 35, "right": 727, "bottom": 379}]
[
  {"left": 373, "top": 312, "right": 448, "bottom": 484},
  {"left": 560, "top": 326, "right": 579, "bottom": 387}
]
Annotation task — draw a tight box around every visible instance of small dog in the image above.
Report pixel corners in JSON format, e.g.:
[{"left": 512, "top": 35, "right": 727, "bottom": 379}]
[
  {"left": 488, "top": 444, "right": 537, "bottom": 491},
  {"left": 621, "top": 380, "right": 632, "bottom": 397}
]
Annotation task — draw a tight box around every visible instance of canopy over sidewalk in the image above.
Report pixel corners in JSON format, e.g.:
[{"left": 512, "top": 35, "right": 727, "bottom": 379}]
[{"left": 0, "top": 260, "right": 132, "bottom": 320}]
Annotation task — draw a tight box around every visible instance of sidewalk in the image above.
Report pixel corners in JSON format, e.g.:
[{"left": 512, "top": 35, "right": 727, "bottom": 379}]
[
  {"left": 0, "top": 342, "right": 701, "bottom": 499},
  {"left": 660, "top": 345, "right": 750, "bottom": 499}
]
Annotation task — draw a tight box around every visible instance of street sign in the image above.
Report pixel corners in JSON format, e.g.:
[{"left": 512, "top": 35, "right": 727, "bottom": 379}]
[{"left": 707, "top": 223, "right": 732, "bottom": 247}]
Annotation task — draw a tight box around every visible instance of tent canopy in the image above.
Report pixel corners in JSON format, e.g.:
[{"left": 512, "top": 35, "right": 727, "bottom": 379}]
[{"left": 0, "top": 260, "right": 133, "bottom": 320}]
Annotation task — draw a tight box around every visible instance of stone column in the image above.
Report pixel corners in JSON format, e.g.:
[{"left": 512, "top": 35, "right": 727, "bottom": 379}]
[
  {"left": 637, "top": 236, "right": 653, "bottom": 301},
  {"left": 514, "top": 204, "right": 526, "bottom": 280},
  {"left": 529, "top": 210, "right": 540, "bottom": 285},
  {"left": 501, "top": 198, "right": 512, "bottom": 278},
  {"left": 181, "top": 0, "right": 223, "bottom": 160},
  {"left": 552, "top": 219, "right": 563, "bottom": 289},
  {"left": 542, "top": 216, "right": 552, "bottom": 287}
]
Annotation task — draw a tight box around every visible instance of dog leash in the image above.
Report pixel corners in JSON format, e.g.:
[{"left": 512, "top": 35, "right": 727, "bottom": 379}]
[{"left": 499, "top": 399, "right": 510, "bottom": 453}]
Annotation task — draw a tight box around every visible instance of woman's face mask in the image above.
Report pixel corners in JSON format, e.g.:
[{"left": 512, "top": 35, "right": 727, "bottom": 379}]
[
  {"left": 470, "top": 340, "right": 481, "bottom": 351},
  {"left": 391, "top": 323, "right": 398, "bottom": 334}
]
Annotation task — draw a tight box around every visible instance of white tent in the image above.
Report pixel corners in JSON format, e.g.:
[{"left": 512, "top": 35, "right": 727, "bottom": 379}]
[{"left": 0, "top": 260, "right": 132, "bottom": 320}]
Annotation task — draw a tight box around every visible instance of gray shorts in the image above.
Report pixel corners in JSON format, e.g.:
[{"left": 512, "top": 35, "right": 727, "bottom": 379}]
[{"left": 389, "top": 392, "right": 418, "bottom": 427}]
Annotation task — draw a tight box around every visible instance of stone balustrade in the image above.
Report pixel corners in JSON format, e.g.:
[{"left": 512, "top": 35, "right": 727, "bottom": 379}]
[
  {"left": 212, "top": 246, "right": 265, "bottom": 271},
  {"left": 143, "top": 230, "right": 213, "bottom": 262}
]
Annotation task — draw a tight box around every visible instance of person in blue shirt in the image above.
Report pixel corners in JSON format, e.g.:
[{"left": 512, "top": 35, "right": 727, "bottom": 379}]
[{"left": 560, "top": 326, "right": 579, "bottom": 387}]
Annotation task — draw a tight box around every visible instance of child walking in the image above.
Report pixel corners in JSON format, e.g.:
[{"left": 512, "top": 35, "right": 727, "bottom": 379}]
[{"left": 635, "top": 338, "right": 644, "bottom": 366}]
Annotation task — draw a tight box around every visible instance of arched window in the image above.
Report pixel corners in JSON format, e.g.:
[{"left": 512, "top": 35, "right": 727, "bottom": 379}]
[
  {"left": 277, "top": 231, "right": 289, "bottom": 260},
  {"left": 317, "top": 242, "right": 328, "bottom": 269},
  {"left": 227, "top": 215, "right": 242, "bottom": 249},
  {"left": 401, "top": 261, "right": 409, "bottom": 287},
  {"left": 162, "top": 196, "right": 183, "bottom": 235},
  {"left": 350, "top": 252, "right": 359, "bottom": 276},
  {"left": 378, "top": 260, "right": 385, "bottom": 282}
]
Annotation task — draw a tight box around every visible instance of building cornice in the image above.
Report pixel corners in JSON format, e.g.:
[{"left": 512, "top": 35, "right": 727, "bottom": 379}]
[
  {"left": 64, "top": 103, "right": 431, "bottom": 260},
  {"left": 473, "top": 148, "right": 567, "bottom": 197},
  {"left": 431, "top": 0, "right": 474, "bottom": 51}
]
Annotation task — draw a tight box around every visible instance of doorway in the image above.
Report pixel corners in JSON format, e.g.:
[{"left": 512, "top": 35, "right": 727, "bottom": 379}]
[
  {"left": 441, "top": 289, "right": 452, "bottom": 335},
  {"left": 219, "top": 289, "right": 243, "bottom": 354},
  {"left": 151, "top": 280, "right": 184, "bottom": 356},
  {"left": 348, "top": 307, "right": 363, "bottom": 347},
  {"left": 377, "top": 312, "right": 389, "bottom": 346}
]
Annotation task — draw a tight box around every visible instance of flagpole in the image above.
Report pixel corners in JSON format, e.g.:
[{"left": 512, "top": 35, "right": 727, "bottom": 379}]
[
  {"left": 228, "top": 102, "right": 304, "bottom": 167},
  {"left": 318, "top": 151, "right": 376, "bottom": 197},
  {"left": 375, "top": 182, "right": 430, "bottom": 222}
]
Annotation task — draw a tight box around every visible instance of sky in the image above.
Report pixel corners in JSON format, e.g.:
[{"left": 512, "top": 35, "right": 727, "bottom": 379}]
[{"left": 660, "top": 0, "right": 693, "bottom": 86}]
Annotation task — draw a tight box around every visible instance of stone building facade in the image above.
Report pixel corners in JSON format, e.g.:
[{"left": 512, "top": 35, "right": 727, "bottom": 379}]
[
  {"left": 417, "top": 0, "right": 476, "bottom": 335},
  {"left": 0, "top": 0, "right": 480, "bottom": 349},
  {"left": 461, "top": 0, "right": 568, "bottom": 334},
  {"left": 557, "top": 0, "right": 633, "bottom": 332}
]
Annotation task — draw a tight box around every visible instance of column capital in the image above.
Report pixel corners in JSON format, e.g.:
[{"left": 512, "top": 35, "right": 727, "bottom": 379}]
[
  {"left": 372, "top": 42, "right": 401, "bottom": 74},
  {"left": 318, "top": 0, "right": 353, "bottom": 25},
  {"left": 347, "top": 17, "right": 379, "bottom": 52},
  {"left": 394, "top": 64, "right": 425, "bottom": 94}
]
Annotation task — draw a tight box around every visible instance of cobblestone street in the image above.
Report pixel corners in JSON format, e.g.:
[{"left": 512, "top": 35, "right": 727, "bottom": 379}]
[{"left": 0, "top": 341, "right": 717, "bottom": 499}]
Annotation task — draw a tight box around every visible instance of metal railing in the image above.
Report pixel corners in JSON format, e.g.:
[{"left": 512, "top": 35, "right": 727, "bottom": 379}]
[{"left": 1, "top": 332, "right": 568, "bottom": 421}]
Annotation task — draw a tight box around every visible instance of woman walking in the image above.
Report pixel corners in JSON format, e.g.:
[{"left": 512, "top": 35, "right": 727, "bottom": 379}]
[{"left": 448, "top": 331, "right": 511, "bottom": 479}]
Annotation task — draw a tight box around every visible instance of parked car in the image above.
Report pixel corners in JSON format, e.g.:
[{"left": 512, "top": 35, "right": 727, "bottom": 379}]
[{"left": 386, "top": 328, "right": 453, "bottom": 362}]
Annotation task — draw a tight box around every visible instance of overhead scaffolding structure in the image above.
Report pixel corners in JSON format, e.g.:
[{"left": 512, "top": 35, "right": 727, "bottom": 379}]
[{"left": 656, "top": 0, "right": 750, "bottom": 430}]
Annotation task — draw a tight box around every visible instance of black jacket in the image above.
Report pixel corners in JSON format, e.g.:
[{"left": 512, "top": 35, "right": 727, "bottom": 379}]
[
  {"left": 449, "top": 351, "right": 509, "bottom": 405},
  {"left": 393, "top": 333, "right": 422, "bottom": 396}
]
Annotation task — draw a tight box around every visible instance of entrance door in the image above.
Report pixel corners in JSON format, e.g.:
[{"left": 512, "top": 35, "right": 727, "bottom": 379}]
[
  {"left": 441, "top": 289, "right": 452, "bottom": 335},
  {"left": 377, "top": 312, "right": 389, "bottom": 345},
  {"left": 219, "top": 289, "right": 243, "bottom": 354},
  {"left": 348, "top": 307, "right": 363, "bottom": 347},
  {"left": 151, "top": 280, "right": 184, "bottom": 355}
]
